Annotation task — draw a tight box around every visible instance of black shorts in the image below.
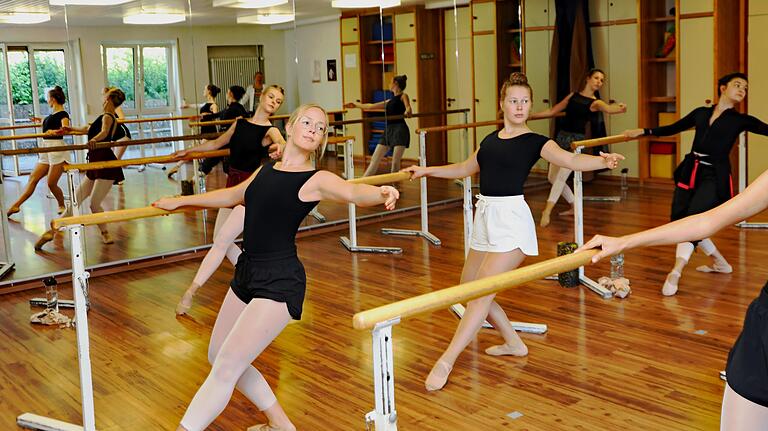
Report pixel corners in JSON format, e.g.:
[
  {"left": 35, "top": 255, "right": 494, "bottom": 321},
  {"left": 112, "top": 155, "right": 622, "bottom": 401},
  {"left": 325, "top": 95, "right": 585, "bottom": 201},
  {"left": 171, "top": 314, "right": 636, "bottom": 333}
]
[
  {"left": 725, "top": 282, "right": 768, "bottom": 407},
  {"left": 554, "top": 130, "right": 586, "bottom": 151},
  {"left": 230, "top": 251, "right": 306, "bottom": 320}
]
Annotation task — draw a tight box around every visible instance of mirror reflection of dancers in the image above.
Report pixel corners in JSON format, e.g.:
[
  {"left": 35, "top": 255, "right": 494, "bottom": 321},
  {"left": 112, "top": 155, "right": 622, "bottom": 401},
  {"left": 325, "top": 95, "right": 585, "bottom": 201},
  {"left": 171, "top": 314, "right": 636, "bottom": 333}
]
[
  {"left": 168, "top": 84, "right": 221, "bottom": 178},
  {"left": 154, "top": 104, "right": 399, "bottom": 431},
  {"left": 580, "top": 167, "right": 768, "bottom": 431},
  {"left": 35, "top": 88, "right": 128, "bottom": 250},
  {"left": 531, "top": 68, "right": 627, "bottom": 227},
  {"left": 172, "top": 85, "right": 286, "bottom": 315},
  {"left": 345, "top": 74, "right": 412, "bottom": 177},
  {"left": 623, "top": 73, "right": 768, "bottom": 296},
  {"left": 8, "top": 86, "right": 71, "bottom": 219},
  {"left": 403, "top": 73, "right": 625, "bottom": 392}
]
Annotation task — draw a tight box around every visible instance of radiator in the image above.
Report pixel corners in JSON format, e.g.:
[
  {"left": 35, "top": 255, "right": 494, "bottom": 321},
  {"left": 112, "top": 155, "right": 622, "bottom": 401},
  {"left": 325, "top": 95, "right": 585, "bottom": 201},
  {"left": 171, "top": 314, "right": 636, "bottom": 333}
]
[{"left": 209, "top": 56, "right": 260, "bottom": 108}]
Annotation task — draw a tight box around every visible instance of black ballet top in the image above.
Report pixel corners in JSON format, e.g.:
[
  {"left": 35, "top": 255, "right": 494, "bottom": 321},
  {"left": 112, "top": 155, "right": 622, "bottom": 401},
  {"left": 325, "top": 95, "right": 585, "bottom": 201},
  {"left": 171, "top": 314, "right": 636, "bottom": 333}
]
[
  {"left": 200, "top": 102, "right": 217, "bottom": 134},
  {"left": 213, "top": 102, "right": 248, "bottom": 132},
  {"left": 87, "top": 113, "right": 117, "bottom": 142},
  {"left": 242, "top": 162, "right": 319, "bottom": 257},
  {"left": 229, "top": 119, "right": 275, "bottom": 172},
  {"left": 477, "top": 131, "right": 549, "bottom": 196},
  {"left": 385, "top": 95, "right": 406, "bottom": 124},
  {"left": 647, "top": 106, "right": 768, "bottom": 201},
  {"left": 561, "top": 93, "right": 596, "bottom": 134},
  {"left": 42, "top": 110, "right": 69, "bottom": 140}
]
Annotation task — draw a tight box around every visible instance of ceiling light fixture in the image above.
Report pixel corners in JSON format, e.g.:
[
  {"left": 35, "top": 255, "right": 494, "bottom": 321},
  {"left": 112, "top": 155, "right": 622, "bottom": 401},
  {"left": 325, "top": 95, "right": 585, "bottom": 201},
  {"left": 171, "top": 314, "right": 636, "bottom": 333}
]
[
  {"left": 49, "top": 0, "right": 133, "bottom": 5},
  {"left": 237, "top": 12, "right": 294, "bottom": 25},
  {"left": 331, "top": 0, "right": 401, "bottom": 8},
  {"left": 0, "top": 12, "right": 51, "bottom": 24},
  {"left": 123, "top": 12, "right": 186, "bottom": 25},
  {"left": 213, "top": 0, "right": 288, "bottom": 8}
]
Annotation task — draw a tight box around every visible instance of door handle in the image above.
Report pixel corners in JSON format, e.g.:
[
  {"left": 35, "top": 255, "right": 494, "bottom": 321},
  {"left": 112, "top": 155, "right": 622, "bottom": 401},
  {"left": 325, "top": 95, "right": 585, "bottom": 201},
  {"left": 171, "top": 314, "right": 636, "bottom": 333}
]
[
  {"left": 475, "top": 98, "right": 480, "bottom": 103},
  {"left": 447, "top": 98, "right": 456, "bottom": 102},
  {"left": 542, "top": 99, "right": 550, "bottom": 104}
]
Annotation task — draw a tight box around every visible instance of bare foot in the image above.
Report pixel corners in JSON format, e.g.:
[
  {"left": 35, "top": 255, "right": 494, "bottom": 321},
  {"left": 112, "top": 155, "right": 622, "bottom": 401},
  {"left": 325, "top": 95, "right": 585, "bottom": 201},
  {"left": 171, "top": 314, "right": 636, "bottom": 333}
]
[
  {"left": 485, "top": 342, "right": 529, "bottom": 357},
  {"left": 425, "top": 359, "right": 453, "bottom": 392}
]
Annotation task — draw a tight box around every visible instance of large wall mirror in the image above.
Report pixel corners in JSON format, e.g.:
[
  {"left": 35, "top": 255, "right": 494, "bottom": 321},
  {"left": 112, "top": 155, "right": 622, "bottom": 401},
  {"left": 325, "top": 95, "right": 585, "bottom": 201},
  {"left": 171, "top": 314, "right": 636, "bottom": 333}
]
[{"left": 0, "top": 0, "right": 643, "bottom": 287}]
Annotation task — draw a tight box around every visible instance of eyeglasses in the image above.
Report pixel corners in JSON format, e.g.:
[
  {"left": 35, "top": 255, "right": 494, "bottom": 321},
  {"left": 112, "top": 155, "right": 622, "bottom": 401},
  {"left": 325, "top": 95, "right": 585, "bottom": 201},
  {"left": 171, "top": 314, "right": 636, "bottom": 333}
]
[{"left": 298, "top": 116, "right": 327, "bottom": 135}]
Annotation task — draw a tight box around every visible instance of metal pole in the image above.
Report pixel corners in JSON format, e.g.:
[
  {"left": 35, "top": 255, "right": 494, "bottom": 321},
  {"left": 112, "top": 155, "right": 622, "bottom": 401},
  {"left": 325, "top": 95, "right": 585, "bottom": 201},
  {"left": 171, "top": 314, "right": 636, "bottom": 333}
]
[{"left": 364, "top": 319, "right": 399, "bottom": 431}]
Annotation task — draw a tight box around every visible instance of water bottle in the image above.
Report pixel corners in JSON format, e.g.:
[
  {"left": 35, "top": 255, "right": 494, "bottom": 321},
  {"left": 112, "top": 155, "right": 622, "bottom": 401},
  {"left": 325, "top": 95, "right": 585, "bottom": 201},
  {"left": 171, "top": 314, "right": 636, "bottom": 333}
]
[
  {"left": 620, "top": 168, "right": 629, "bottom": 190},
  {"left": 610, "top": 254, "right": 624, "bottom": 280},
  {"left": 43, "top": 276, "right": 58, "bottom": 312}
]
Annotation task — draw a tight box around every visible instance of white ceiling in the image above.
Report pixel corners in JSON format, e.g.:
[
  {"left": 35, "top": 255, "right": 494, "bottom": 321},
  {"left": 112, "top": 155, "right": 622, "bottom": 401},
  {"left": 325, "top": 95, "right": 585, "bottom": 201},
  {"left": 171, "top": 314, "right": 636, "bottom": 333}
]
[{"left": 0, "top": 0, "right": 456, "bottom": 28}]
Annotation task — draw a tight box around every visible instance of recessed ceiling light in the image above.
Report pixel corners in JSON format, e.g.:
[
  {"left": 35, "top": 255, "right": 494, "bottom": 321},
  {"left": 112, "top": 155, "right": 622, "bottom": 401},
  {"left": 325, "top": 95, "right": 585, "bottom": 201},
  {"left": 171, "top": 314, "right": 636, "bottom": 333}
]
[
  {"left": 213, "top": 0, "right": 288, "bottom": 8},
  {"left": 331, "top": 0, "right": 401, "bottom": 8},
  {"left": 123, "top": 12, "right": 186, "bottom": 25},
  {"left": 0, "top": 12, "right": 51, "bottom": 24},
  {"left": 237, "top": 12, "right": 294, "bottom": 25},
  {"left": 50, "top": 0, "right": 133, "bottom": 5}
]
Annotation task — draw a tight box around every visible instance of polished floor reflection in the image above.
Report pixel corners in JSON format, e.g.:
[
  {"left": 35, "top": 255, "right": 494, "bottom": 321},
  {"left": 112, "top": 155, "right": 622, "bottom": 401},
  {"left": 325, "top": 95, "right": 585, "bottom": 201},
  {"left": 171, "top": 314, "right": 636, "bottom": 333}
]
[{"left": 1, "top": 178, "right": 764, "bottom": 429}]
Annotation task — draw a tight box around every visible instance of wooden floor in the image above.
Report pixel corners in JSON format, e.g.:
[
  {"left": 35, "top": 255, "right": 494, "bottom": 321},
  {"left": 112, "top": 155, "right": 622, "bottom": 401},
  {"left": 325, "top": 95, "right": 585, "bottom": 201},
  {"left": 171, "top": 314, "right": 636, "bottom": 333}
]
[
  {"left": 1, "top": 178, "right": 766, "bottom": 430},
  {"left": 0, "top": 156, "right": 462, "bottom": 283}
]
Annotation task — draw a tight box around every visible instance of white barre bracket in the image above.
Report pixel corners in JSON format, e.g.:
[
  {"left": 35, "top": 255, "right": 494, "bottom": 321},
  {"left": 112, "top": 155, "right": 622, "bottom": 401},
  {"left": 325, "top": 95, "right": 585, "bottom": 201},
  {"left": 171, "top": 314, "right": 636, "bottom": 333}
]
[
  {"left": 18, "top": 225, "right": 96, "bottom": 431},
  {"left": 340, "top": 138, "right": 402, "bottom": 254},
  {"left": 380, "top": 131, "right": 440, "bottom": 246},
  {"left": 365, "top": 318, "right": 400, "bottom": 431}
]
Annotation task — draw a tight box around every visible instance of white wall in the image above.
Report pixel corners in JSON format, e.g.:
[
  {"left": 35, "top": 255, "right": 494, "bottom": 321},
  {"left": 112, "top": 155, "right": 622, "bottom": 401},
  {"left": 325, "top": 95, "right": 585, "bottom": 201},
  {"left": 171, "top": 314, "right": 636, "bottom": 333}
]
[{"left": 283, "top": 19, "right": 343, "bottom": 112}]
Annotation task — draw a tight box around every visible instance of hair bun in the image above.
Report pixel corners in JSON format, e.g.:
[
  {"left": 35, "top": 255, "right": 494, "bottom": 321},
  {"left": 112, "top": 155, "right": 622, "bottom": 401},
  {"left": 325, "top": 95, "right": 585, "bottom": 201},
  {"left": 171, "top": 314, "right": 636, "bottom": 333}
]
[{"left": 508, "top": 72, "right": 528, "bottom": 86}]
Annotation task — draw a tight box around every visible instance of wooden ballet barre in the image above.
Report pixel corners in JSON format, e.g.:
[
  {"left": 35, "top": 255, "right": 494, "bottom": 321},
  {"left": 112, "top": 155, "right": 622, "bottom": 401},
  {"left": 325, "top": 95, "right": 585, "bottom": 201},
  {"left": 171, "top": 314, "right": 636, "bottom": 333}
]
[
  {"left": 118, "top": 115, "right": 196, "bottom": 124},
  {"left": 415, "top": 112, "right": 564, "bottom": 134},
  {"left": 0, "top": 123, "right": 41, "bottom": 131},
  {"left": 0, "top": 132, "right": 220, "bottom": 156},
  {"left": 352, "top": 250, "right": 598, "bottom": 330},
  {"left": 63, "top": 149, "right": 230, "bottom": 172},
  {"left": 51, "top": 171, "right": 410, "bottom": 229},
  {"left": 189, "top": 109, "right": 348, "bottom": 128},
  {"left": 0, "top": 130, "right": 87, "bottom": 141},
  {"left": 327, "top": 135, "right": 354, "bottom": 144},
  {"left": 570, "top": 134, "right": 633, "bottom": 150},
  {"left": 330, "top": 108, "right": 471, "bottom": 128}
]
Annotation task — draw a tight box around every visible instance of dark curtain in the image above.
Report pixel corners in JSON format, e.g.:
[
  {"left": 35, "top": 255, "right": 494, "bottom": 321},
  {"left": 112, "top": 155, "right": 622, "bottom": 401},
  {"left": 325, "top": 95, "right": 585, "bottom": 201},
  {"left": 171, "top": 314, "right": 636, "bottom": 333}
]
[{"left": 549, "top": 0, "right": 607, "bottom": 143}]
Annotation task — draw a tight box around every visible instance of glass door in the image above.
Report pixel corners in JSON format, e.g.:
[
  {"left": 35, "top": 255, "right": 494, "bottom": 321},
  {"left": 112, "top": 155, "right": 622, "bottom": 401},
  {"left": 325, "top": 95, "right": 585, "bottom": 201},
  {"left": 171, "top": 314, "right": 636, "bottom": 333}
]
[{"left": 103, "top": 43, "right": 179, "bottom": 159}]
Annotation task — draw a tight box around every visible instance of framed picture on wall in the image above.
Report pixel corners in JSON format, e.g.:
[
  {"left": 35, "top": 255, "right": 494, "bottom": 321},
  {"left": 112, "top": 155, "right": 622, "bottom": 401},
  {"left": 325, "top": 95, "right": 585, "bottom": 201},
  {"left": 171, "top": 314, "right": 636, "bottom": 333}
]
[{"left": 327, "top": 59, "right": 337, "bottom": 82}]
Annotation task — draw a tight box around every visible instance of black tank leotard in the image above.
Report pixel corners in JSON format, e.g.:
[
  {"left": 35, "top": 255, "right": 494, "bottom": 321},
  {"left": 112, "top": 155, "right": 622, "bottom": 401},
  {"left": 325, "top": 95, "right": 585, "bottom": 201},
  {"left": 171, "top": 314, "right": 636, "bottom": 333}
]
[{"left": 230, "top": 162, "right": 320, "bottom": 319}]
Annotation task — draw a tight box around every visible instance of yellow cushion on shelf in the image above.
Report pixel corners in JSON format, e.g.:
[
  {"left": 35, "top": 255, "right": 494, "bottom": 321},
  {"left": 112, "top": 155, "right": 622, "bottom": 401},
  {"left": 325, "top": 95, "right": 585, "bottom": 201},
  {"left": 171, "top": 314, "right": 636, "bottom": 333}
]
[{"left": 650, "top": 154, "right": 675, "bottom": 179}]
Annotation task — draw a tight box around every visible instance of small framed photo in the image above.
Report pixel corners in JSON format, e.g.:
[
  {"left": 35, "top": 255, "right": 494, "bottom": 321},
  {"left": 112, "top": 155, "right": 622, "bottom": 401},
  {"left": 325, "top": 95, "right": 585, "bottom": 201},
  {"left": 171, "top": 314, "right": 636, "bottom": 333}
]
[{"left": 327, "top": 59, "right": 337, "bottom": 82}]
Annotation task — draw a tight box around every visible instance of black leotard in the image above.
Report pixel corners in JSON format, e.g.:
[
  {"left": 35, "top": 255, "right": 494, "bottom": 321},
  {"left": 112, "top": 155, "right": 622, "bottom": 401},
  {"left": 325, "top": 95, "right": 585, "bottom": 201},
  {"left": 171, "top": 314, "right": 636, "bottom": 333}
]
[
  {"left": 230, "top": 162, "right": 320, "bottom": 319},
  {"left": 42, "top": 111, "right": 70, "bottom": 140},
  {"left": 477, "top": 131, "right": 549, "bottom": 196}
]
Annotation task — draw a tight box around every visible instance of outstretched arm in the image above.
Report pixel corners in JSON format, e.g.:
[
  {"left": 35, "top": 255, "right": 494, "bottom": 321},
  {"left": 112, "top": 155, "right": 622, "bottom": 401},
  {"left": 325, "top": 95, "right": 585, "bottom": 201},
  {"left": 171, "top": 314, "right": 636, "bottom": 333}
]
[
  {"left": 345, "top": 100, "right": 387, "bottom": 110},
  {"left": 540, "top": 140, "right": 624, "bottom": 172},
  {"left": 529, "top": 94, "right": 571, "bottom": 120},
  {"left": 402, "top": 149, "right": 480, "bottom": 180},
  {"left": 302, "top": 171, "right": 399, "bottom": 210},
  {"left": 174, "top": 121, "right": 235, "bottom": 158},
  {"left": 579, "top": 168, "right": 768, "bottom": 262},
  {"left": 152, "top": 167, "right": 257, "bottom": 210},
  {"left": 591, "top": 99, "right": 627, "bottom": 115}
]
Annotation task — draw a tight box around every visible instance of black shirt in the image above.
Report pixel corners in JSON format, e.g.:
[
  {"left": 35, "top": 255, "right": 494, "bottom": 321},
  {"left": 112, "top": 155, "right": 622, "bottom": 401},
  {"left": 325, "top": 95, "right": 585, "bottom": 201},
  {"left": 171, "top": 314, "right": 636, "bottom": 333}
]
[
  {"left": 385, "top": 95, "right": 406, "bottom": 124},
  {"left": 213, "top": 102, "right": 248, "bottom": 132},
  {"left": 649, "top": 106, "right": 768, "bottom": 201},
  {"left": 243, "top": 162, "right": 319, "bottom": 256},
  {"left": 561, "top": 93, "right": 595, "bottom": 134},
  {"left": 200, "top": 102, "right": 217, "bottom": 135},
  {"left": 229, "top": 119, "right": 275, "bottom": 172},
  {"left": 477, "top": 131, "right": 549, "bottom": 196},
  {"left": 42, "top": 110, "right": 70, "bottom": 140}
]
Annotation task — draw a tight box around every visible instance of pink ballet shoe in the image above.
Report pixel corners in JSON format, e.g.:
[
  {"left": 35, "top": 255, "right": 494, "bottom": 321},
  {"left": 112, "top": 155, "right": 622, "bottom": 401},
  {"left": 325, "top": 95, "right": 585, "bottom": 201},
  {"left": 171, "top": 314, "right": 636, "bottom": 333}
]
[
  {"left": 7, "top": 206, "right": 20, "bottom": 217},
  {"left": 559, "top": 206, "right": 574, "bottom": 216},
  {"left": 662, "top": 270, "right": 681, "bottom": 296},
  {"left": 34, "top": 230, "right": 55, "bottom": 251},
  {"left": 100, "top": 231, "right": 114, "bottom": 244},
  {"left": 485, "top": 342, "right": 529, "bottom": 357},
  {"left": 176, "top": 291, "right": 195, "bottom": 315},
  {"left": 425, "top": 360, "right": 453, "bottom": 392},
  {"left": 247, "top": 424, "right": 292, "bottom": 431},
  {"left": 696, "top": 261, "right": 733, "bottom": 274}
]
